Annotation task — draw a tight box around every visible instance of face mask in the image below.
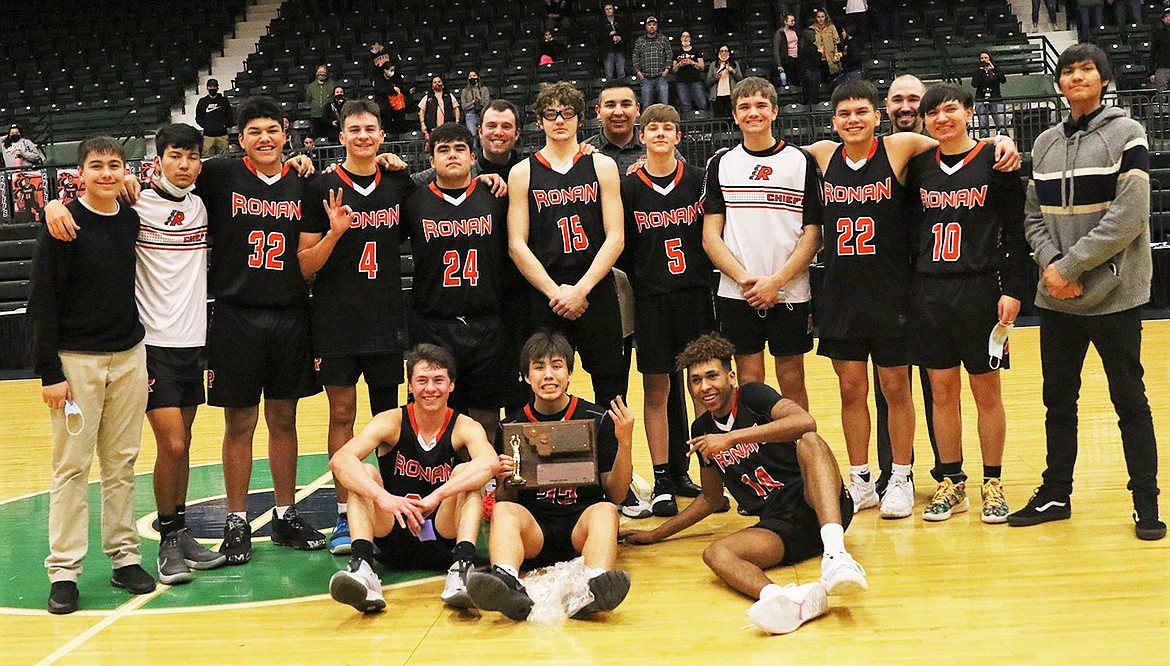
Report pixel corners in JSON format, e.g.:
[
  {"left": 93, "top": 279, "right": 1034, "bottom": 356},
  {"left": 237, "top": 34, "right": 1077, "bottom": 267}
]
[
  {"left": 64, "top": 399, "right": 85, "bottom": 436},
  {"left": 335, "top": 94, "right": 345, "bottom": 101},
  {"left": 157, "top": 171, "right": 196, "bottom": 198},
  {"left": 469, "top": 78, "right": 478, "bottom": 84},
  {"left": 988, "top": 322, "right": 1012, "bottom": 370}
]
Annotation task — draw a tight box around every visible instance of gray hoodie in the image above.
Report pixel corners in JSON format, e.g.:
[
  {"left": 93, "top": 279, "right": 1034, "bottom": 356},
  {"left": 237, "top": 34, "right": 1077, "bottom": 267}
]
[{"left": 1024, "top": 105, "right": 1151, "bottom": 315}]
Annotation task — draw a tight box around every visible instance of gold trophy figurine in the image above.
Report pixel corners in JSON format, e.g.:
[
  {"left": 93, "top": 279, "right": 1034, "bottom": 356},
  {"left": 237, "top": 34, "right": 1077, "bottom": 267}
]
[{"left": 507, "top": 433, "right": 527, "bottom": 487}]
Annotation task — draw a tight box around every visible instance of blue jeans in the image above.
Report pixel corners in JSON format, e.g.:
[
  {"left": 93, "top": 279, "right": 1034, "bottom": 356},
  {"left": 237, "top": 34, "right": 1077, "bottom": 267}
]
[
  {"left": 604, "top": 52, "right": 626, "bottom": 79},
  {"left": 640, "top": 75, "right": 669, "bottom": 109},
  {"left": 1078, "top": 4, "right": 1102, "bottom": 42},
  {"left": 975, "top": 101, "right": 1006, "bottom": 137},
  {"left": 1031, "top": 0, "right": 1057, "bottom": 24},
  {"left": 464, "top": 111, "right": 481, "bottom": 135},
  {"left": 675, "top": 81, "right": 707, "bottom": 112},
  {"left": 1113, "top": 0, "right": 1140, "bottom": 26}
]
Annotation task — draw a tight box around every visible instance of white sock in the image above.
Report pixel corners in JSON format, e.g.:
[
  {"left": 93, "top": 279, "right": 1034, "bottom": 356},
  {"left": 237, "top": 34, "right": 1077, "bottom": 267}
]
[
  {"left": 497, "top": 564, "right": 520, "bottom": 580},
  {"left": 759, "top": 583, "right": 785, "bottom": 600},
  {"left": 820, "top": 523, "right": 846, "bottom": 555},
  {"left": 849, "top": 465, "right": 871, "bottom": 482},
  {"left": 586, "top": 567, "right": 607, "bottom": 580},
  {"left": 231, "top": 511, "right": 247, "bottom": 522},
  {"left": 274, "top": 505, "right": 291, "bottom": 519},
  {"left": 337, "top": 503, "right": 348, "bottom": 515},
  {"left": 891, "top": 464, "right": 912, "bottom": 482}
]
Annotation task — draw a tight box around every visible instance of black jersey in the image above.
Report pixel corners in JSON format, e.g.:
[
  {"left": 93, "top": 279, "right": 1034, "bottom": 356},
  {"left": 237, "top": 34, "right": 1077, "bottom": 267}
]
[
  {"left": 526, "top": 150, "right": 606, "bottom": 283},
  {"left": 196, "top": 157, "right": 309, "bottom": 308},
  {"left": 500, "top": 396, "right": 618, "bottom": 517},
  {"left": 303, "top": 166, "right": 413, "bottom": 356},
  {"left": 694, "top": 383, "right": 803, "bottom": 516},
  {"left": 620, "top": 161, "right": 710, "bottom": 296},
  {"left": 403, "top": 180, "right": 509, "bottom": 317},
  {"left": 907, "top": 143, "right": 1030, "bottom": 300},
  {"left": 817, "top": 137, "right": 911, "bottom": 339},
  {"left": 377, "top": 404, "right": 459, "bottom": 501}
]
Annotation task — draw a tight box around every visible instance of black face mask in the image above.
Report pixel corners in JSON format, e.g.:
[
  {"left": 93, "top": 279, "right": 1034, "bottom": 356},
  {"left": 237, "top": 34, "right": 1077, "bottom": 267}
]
[
  {"left": 335, "top": 94, "right": 345, "bottom": 102},
  {"left": 468, "top": 78, "right": 478, "bottom": 84}
]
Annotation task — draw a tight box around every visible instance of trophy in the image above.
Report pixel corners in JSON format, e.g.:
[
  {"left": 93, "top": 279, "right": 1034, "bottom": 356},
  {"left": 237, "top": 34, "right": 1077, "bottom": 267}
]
[
  {"left": 506, "top": 432, "right": 527, "bottom": 487},
  {"left": 501, "top": 419, "right": 598, "bottom": 489}
]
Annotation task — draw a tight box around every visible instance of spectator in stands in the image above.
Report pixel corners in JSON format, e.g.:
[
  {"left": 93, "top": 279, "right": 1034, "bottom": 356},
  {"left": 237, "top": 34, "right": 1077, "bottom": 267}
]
[
  {"left": 796, "top": 30, "right": 822, "bottom": 105},
  {"left": 844, "top": 0, "right": 869, "bottom": 43},
  {"left": 774, "top": 13, "right": 800, "bottom": 87},
  {"left": 1031, "top": 0, "right": 1059, "bottom": 32},
  {"left": 673, "top": 31, "right": 707, "bottom": 113},
  {"left": 972, "top": 52, "right": 1007, "bottom": 137},
  {"left": 1065, "top": 0, "right": 1080, "bottom": 32},
  {"left": 633, "top": 16, "right": 673, "bottom": 108},
  {"left": 832, "top": 26, "right": 865, "bottom": 87},
  {"left": 461, "top": 71, "right": 490, "bottom": 135},
  {"left": 713, "top": 0, "right": 732, "bottom": 34},
  {"left": 1111, "top": 0, "right": 1141, "bottom": 28},
  {"left": 195, "top": 79, "right": 231, "bottom": 157},
  {"left": 707, "top": 45, "right": 743, "bottom": 117},
  {"left": 811, "top": 8, "right": 841, "bottom": 80},
  {"left": 3, "top": 124, "right": 45, "bottom": 169},
  {"left": 327, "top": 86, "right": 347, "bottom": 138},
  {"left": 305, "top": 65, "right": 338, "bottom": 139},
  {"left": 601, "top": 4, "right": 628, "bottom": 79},
  {"left": 414, "top": 99, "right": 524, "bottom": 182},
  {"left": 1076, "top": 0, "right": 1104, "bottom": 43},
  {"left": 543, "top": 0, "right": 571, "bottom": 33},
  {"left": 1152, "top": 8, "right": 1170, "bottom": 89},
  {"left": 374, "top": 62, "right": 408, "bottom": 135},
  {"left": 539, "top": 30, "right": 565, "bottom": 65},
  {"left": 283, "top": 116, "right": 302, "bottom": 153},
  {"left": 418, "top": 75, "right": 461, "bottom": 140},
  {"left": 368, "top": 39, "right": 399, "bottom": 83}
]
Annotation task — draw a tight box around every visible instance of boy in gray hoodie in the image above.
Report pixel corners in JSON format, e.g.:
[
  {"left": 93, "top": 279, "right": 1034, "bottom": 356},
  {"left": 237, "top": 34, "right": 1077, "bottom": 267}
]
[{"left": 1009, "top": 44, "right": 1165, "bottom": 540}]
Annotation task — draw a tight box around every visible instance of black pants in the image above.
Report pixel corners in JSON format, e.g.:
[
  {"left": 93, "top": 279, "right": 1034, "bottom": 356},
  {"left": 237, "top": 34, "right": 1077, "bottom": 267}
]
[{"left": 1039, "top": 306, "right": 1159, "bottom": 497}]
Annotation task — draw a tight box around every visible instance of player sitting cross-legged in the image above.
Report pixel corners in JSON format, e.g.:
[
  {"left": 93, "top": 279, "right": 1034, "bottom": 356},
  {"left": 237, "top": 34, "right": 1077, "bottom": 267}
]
[
  {"left": 620, "top": 333, "right": 866, "bottom": 634},
  {"left": 327, "top": 344, "right": 499, "bottom": 613}
]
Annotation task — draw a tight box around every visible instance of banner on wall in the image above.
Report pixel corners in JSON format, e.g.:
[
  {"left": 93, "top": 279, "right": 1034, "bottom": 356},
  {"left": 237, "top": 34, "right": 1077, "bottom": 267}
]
[{"left": 10, "top": 170, "right": 48, "bottom": 224}]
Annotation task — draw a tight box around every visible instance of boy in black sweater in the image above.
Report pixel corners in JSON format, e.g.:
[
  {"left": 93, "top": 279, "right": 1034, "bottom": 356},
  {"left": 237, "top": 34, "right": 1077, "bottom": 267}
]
[{"left": 29, "top": 136, "right": 155, "bottom": 614}]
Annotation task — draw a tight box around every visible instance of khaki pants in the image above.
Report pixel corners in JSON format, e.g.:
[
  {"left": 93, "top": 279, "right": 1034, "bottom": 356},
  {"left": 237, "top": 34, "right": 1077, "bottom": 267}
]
[
  {"left": 202, "top": 135, "right": 229, "bottom": 157},
  {"left": 45, "top": 343, "right": 148, "bottom": 582}
]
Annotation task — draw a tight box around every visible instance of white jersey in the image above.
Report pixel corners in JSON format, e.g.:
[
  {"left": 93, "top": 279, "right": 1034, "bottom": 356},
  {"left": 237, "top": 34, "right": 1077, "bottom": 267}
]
[
  {"left": 702, "top": 141, "right": 822, "bottom": 303},
  {"left": 133, "top": 188, "right": 209, "bottom": 347}
]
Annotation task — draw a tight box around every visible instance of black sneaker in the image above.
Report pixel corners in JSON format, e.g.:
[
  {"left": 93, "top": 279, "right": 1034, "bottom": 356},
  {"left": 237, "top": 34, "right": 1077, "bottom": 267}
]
[
  {"left": 651, "top": 479, "right": 678, "bottom": 517},
  {"left": 1006, "top": 486, "right": 1071, "bottom": 527},
  {"left": 47, "top": 581, "right": 79, "bottom": 615},
  {"left": 272, "top": 506, "right": 327, "bottom": 550},
  {"left": 672, "top": 472, "right": 703, "bottom": 498},
  {"left": 1134, "top": 493, "right": 1167, "bottom": 541},
  {"left": 466, "top": 565, "right": 534, "bottom": 621},
  {"left": 157, "top": 532, "right": 194, "bottom": 585},
  {"left": 111, "top": 564, "right": 157, "bottom": 594},
  {"left": 219, "top": 514, "right": 252, "bottom": 565},
  {"left": 619, "top": 487, "right": 652, "bottom": 519},
  {"left": 570, "top": 569, "right": 631, "bottom": 619}
]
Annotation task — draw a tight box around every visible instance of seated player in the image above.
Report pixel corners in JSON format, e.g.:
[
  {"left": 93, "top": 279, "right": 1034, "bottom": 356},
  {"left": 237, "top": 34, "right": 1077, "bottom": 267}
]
[
  {"left": 620, "top": 333, "right": 867, "bottom": 635},
  {"left": 466, "top": 332, "right": 635, "bottom": 621},
  {"left": 327, "top": 344, "right": 499, "bottom": 613}
]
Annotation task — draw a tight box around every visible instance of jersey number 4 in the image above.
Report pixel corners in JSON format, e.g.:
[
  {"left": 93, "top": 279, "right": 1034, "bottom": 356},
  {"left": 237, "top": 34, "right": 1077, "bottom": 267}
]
[
  {"left": 556, "top": 214, "right": 589, "bottom": 253},
  {"left": 247, "top": 231, "right": 285, "bottom": 270},
  {"left": 359, "top": 241, "right": 379, "bottom": 278},
  {"left": 740, "top": 466, "right": 785, "bottom": 498},
  {"left": 442, "top": 249, "right": 480, "bottom": 287},
  {"left": 836, "top": 217, "right": 876, "bottom": 256},
  {"left": 931, "top": 222, "right": 962, "bottom": 262}
]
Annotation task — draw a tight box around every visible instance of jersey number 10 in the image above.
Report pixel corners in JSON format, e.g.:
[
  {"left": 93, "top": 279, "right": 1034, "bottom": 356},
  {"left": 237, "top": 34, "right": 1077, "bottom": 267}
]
[{"left": 931, "top": 222, "right": 962, "bottom": 262}]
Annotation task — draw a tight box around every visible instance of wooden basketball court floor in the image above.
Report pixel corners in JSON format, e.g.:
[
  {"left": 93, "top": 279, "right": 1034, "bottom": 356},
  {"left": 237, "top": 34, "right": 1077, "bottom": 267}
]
[{"left": 1, "top": 322, "right": 1168, "bottom": 664}]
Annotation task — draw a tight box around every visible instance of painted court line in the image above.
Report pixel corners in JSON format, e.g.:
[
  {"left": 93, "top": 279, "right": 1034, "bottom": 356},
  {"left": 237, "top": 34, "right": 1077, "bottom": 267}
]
[{"left": 36, "top": 587, "right": 162, "bottom": 666}]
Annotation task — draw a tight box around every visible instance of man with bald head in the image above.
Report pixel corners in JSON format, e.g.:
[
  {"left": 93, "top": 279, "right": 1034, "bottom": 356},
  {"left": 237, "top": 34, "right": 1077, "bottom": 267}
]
[{"left": 885, "top": 75, "right": 926, "bottom": 134}]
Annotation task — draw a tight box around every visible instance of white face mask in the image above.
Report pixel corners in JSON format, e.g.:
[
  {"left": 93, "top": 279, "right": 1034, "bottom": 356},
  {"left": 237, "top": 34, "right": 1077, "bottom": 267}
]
[
  {"left": 988, "top": 322, "right": 1013, "bottom": 370},
  {"left": 156, "top": 171, "right": 196, "bottom": 198},
  {"left": 64, "top": 399, "right": 85, "bottom": 436}
]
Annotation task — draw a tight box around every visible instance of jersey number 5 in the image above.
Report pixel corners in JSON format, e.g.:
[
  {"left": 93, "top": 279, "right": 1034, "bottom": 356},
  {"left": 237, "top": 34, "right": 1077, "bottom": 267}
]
[
  {"left": 247, "top": 231, "right": 285, "bottom": 270},
  {"left": 931, "top": 222, "right": 962, "bottom": 262},
  {"left": 836, "top": 217, "right": 876, "bottom": 256},
  {"left": 442, "top": 249, "right": 480, "bottom": 287},
  {"left": 664, "top": 238, "right": 686, "bottom": 274},
  {"left": 556, "top": 214, "right": 589, "bottom": 253}
]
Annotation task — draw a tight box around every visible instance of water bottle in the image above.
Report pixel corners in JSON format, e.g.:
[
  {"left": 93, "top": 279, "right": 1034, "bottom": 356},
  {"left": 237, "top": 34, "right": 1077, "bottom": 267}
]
[{"left": 779, "top": 71, "right": 787, "bottom": 86}]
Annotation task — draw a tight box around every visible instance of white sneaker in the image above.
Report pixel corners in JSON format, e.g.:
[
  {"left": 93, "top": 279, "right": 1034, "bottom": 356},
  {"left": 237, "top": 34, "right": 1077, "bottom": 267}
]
[
  {"left": 880, "top": 476, "right": 915, "bottom": 519},
  {"left": 329, "top": 559, "right": 386, "bottom": 613},
  {"left": 746, "top": 582, "right": 828, "bottom": 634},
  {"left": 440, "top": 559, "right": 473, "bottom": 608},
  {"left": 820, "top": 552, "right": 868, "bottom": 595},
  {"left": 846, "top": 475, "right": 879, "bottom": 513}
]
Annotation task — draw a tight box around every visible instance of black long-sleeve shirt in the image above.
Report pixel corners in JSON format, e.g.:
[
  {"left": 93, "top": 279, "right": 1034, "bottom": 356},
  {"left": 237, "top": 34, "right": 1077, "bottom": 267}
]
[
  {"left": 28, "top": 200, "right": 144, "bottom": 385},
  {"left": 1152, "top": 25, "right": 1170, "bottom": 71},
  {"left": 195, "top": 94, "right": 232, "bottom": 137},
  {"left": 972, "top": 65, "right": 1006, "bottom": 100}
]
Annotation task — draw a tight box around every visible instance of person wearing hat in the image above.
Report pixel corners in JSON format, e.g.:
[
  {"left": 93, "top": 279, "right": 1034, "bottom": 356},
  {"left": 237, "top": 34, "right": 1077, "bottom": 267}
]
[
  {"left": 195, "top": 79, "right": 232, "bottom": 157},
  {"left": 3, "top": 124, "right": 44, "bottom": 169},
  {"left": 1150, "top": 8, "right": 1170, "bottom": 90},
  {"left": 632, "top": 15, "right": 673, "bottom": 108}
]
